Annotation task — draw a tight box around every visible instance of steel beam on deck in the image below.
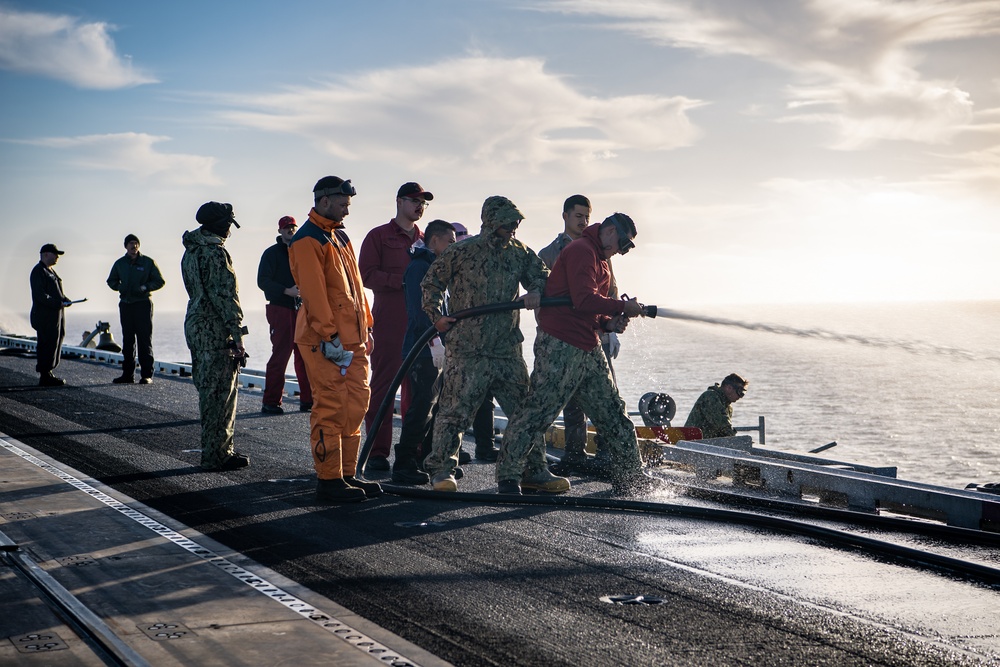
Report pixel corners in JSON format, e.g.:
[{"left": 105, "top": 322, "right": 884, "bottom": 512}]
[{"left": 657, "top": 439, "right": 1000, "bottom": 531}]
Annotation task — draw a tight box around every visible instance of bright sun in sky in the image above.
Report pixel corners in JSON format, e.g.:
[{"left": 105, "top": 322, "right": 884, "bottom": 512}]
[{"left": 1, "top": 0, "right": 998, "bottom": 323}]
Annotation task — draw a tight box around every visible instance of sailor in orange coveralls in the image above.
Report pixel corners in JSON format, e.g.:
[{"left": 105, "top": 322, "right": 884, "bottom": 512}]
[{"left": 288, "top": 176, "right": 382, "bottom": 504}]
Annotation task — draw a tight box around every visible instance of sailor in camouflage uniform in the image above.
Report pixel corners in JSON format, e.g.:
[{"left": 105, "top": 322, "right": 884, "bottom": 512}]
[
  {"left": 421, "top": 195, "right": 563, "bottom": 492},
  {"left": 181, "top": 202, "right": 251, "bottom": 471},
  {"left": 498, "top": 213, "right": 667, "bottom": 496}
]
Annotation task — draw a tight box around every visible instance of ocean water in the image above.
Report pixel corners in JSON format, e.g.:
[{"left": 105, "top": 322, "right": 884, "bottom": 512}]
[{"left": 20, "top": 300, "right": 1000, "bottom": 489}]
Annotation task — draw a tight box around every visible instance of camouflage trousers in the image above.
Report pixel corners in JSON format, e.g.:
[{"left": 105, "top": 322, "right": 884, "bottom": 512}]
[
  {"left": 191, "top": 349, "right": 239, "bottom": 469},
  {"left": 424, "top": 352, "right": 546, "bottom": 477},
  {"left": 497, "top": 330, "right": 642, "bottom": 482}
]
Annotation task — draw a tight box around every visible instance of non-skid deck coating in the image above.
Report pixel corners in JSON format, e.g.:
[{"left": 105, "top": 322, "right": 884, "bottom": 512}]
[{"left": 1, "top": 351, "right": 999, "bottom": 666}]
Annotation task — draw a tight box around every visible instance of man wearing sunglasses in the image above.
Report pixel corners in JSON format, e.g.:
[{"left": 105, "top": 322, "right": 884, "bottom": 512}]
[
  {"left": 684, "top": 373, "right": 749, "bottom": 439},
  {"left": 359, "top": 182, "right": 430, "bottom": 473},
  {"left": 497, "top": 212, "right": 667, "bottom": 496}
]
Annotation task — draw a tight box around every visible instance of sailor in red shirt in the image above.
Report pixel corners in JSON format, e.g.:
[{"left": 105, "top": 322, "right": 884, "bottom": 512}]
[
  {"left": 358, "top": 182, "right": 429, "bottom": 471},
  {"left": 497, "top": 213, "right": 667, "bottom": 496}
]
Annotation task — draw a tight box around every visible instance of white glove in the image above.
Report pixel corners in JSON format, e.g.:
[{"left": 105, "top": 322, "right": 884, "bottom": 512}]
[
  {"left": 429, "top": 336, "right": 445, "bottom": 369},
  {"left": 606, "top": 332, "right": 621, "bottom": 359},
  {"left": 321, "top": 335, "right": 354, "bottom": 371}
]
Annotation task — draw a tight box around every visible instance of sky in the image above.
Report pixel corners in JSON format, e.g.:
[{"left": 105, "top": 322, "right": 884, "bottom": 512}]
[{"left": 1, "top": 0, "right": 999, "bottom": 330}]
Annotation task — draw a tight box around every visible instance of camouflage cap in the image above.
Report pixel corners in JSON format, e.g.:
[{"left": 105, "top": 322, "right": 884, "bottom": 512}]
[{"left": 481, "top": 195, "right": 524, "bottom": 231}]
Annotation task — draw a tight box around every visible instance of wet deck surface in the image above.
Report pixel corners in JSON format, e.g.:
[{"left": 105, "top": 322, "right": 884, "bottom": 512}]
[{"left": 1, "top": 351, "right": 999, "bottom": 666}]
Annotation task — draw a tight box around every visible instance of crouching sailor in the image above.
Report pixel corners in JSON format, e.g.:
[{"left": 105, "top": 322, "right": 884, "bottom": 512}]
[{"left": 497, "top": 213, "right": 668, "bottom": 496}]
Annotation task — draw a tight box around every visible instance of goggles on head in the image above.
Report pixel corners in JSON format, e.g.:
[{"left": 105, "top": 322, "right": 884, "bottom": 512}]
[
  {"left": 608, "top": 213, "right": 634, "bottom": 254},
  {"left": 314, "top": 179, "right": 356, "bottom": 198}
]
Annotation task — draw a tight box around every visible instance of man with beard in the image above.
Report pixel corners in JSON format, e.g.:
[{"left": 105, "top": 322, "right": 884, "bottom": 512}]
[
  {"left": 497, "top": 213, "right": 667, "bottom": 496},
  {"left": 289, "top": 176, "right": 381, "bottom": 503}
]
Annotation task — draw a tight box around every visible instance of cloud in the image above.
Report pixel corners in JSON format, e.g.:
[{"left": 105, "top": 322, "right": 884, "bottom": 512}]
[
  {"left": 23, "top": 133, "right": 219, "bottom": 186},
  {"left": 0, "top": 8, "right": 155, "bottom": 89},
  {"left": 538, "top": 0, "right": 1000, "bottom": 147},
  {"left": 222, "top": 56, "right": 704, "bottom": 175}
]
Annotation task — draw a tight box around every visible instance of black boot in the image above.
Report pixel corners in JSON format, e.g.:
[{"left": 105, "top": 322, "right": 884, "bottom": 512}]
[
  {"left": 391, "top": 457, "right": 430, "bottom": 485},
  {"left": 316, "top": 477, "right": 366, "bottom": 504},
  {"left": 344, "top": 475, "right": 383, "bottom": 498}
]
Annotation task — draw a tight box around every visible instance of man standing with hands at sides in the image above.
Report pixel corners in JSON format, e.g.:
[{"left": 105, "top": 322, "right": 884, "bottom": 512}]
[
  {"left": 289, "top": 176, "right": 381, "bottom": 504},
  {"left": 359, "top": 182, "right": 430, "bottom": 472},
  {"left": 30, "top": 243, "right": 73, "bottom": 387},
  {"left": 497, "top": 213, "right": 667, "bottom": 496},
  {"left": 181, "top": 202, "right": 250, "bottom": 472},
  {"left": 107, "top": 234, "right": 165, "bottom": 384},
  {"left": 391, "top": 219, "right": 457, "bottom": 485},
  {"left": 258, "top": 215, "right": 313, "bottom": 415}
]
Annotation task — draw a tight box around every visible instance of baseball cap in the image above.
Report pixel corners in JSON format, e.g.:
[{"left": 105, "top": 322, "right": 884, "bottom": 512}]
[
  {"left": 40, "top": 243, "right": 64, "bottom": 255},
  {"left": 397, "top": 182, "right": 434, "bottom": 201},
  {"left": 278, "top": 215, "right": 296, "bottom": 229},
  {"left": 452, "top": 222, "right": 469, "bottom": 238}
]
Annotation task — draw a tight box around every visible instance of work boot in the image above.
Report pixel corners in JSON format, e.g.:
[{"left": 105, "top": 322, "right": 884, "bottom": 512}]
[
  {"left": 366, "top": 455, "right": 390, "bottom": 472},
  {"left": 431, "top": 471, "right": 457, "bottom": 492},
  {"left": 138, "top": 377, "right": 153, "bottom": 385},
  {"left": 611, "top": 471, "right": 670, "bottom": 497},
  {"left": 551, "top": 449, "right": 591, "bottom": 475},
  {"left": 458, "top": 449, "right": 472, "bottom": 465},
  {"left": 205, "top": 452, "right": 250, "bottom": 472},
  {"left": 299, "top": 402, "right": 312, "bottom": 412},
  {"left": 112, "top": 375, "right": 134, "bottom": 384},
  {"left": 475, "top": 446, "right": 500, "bottom": 462},
  {"left": 316, "top": 478, "right": 366, "bottom": 504},
  {"left": 344, "top": 475, "right": 383, "bottom": 498},
  {"left": 497, "top": 479, "right": 522, "bottom": 495},
  {"left": 261, "top": 403, "right": 284, "bottom": 415},
  {"left": 38, "top": 373, "right": 66, "bottom": 387},
  {"left": 391, "top": 458, "right": 430, "bottom": 485},
  {"left": 520, "top": 468, "right": 570, "bottom": 494}
]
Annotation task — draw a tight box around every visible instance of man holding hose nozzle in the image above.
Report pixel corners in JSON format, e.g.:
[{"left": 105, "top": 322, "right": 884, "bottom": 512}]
[
  {"left": 497, "top": 213, "right": 668, "bottom": 496},
  {"left": 420, "top": 195, "right": 559, "bottom": 493}
]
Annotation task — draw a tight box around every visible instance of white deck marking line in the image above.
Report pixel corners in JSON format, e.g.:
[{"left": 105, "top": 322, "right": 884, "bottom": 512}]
[{"left": 1, "top": 435, "right": 425, "bottom": 667}]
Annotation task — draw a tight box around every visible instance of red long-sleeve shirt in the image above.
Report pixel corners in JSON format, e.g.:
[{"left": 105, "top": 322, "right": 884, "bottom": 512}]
[{"left": 537, "top": 224, "right": 625, "bottom": 351}]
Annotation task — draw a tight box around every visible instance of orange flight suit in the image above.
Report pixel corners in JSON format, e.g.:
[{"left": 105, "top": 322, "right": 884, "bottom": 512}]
[{"left": 289, "top": 209, "right": 373, "bottom": 480}]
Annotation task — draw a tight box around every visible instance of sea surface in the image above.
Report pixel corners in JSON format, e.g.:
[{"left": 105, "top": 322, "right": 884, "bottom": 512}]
[{"left": 11, "top": 300, "right": 999, "bottom": 490}]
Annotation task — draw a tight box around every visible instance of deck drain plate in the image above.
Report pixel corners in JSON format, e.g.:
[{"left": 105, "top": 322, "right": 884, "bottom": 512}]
[
  {"left": 9, "top": 632, "right": 68, "bottom": 653},
  {"left": 138, "top": 622, "right": 195, "bottom": 641},
  {"left": 57, "top": 554, "right": 97, "bottom": 567},
  {"left": 601, "top": 594, "right": 668, "bottom": 606}
]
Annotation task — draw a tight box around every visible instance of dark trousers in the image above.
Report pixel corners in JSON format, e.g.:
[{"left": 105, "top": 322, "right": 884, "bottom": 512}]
[
  {"left": 119, "top": 300, "right": 154, "bottom": 378},
  {"left": 263, "top": 303, "right": 312, "bottom": 406},
  {"left": 397, "top": 357, "right": 441, "bottom": 462},
  {"left": 34, "top": 313, "right": 64, "bottom": 375},
  {"left": 472, "top": 397, "right": 495, "bottom": 451}
]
